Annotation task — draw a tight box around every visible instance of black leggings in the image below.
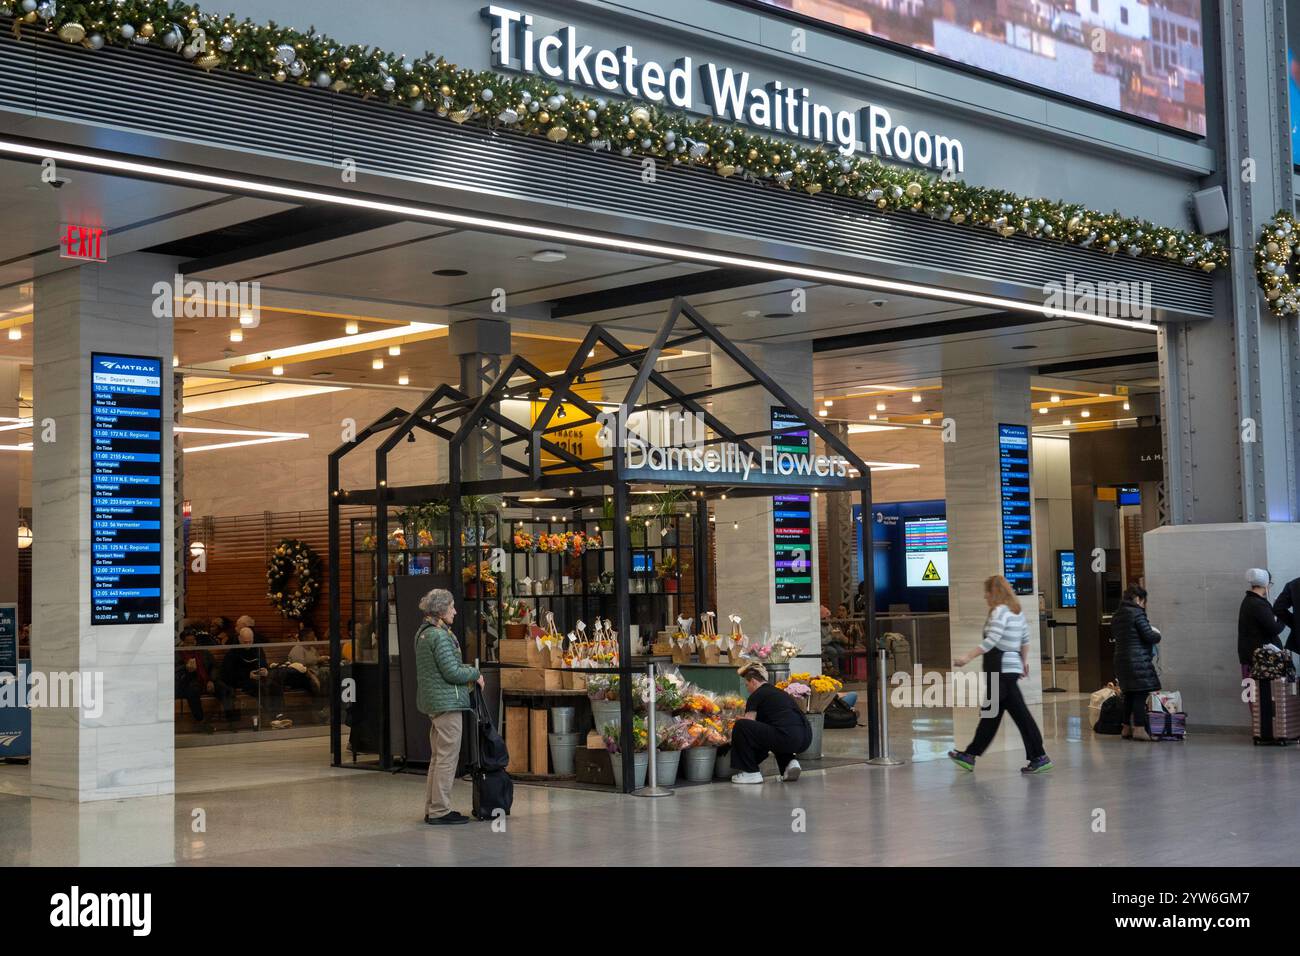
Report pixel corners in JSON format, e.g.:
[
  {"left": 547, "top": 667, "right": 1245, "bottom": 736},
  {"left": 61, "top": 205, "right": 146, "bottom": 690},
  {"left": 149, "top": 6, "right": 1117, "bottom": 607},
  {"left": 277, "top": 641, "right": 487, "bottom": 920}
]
[
  {"left": 1123, "top": 690, "right": 1148, "bottom": 728},
  {"left": 965, "top": 673, "right": 1046, "bottom": 761},
  {"left": 730, "top": 719, "right": 812, "bottom": 774}
]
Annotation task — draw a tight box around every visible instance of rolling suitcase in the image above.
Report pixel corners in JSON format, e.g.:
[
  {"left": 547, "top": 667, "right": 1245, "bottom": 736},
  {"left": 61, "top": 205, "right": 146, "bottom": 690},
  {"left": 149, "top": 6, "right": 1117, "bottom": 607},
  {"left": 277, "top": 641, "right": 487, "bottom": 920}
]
[
  {"left": 1252, "top": 677, "right": 1300, "bottom": 745},
  {"left": 469, "top": 688, "right": 514, "bottom": 819}
]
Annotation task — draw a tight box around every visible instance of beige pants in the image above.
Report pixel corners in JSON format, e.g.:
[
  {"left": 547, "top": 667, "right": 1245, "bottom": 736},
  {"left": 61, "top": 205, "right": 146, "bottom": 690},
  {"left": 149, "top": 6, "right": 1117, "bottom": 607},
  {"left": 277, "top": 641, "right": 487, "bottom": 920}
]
[{"left": 425, "top": 711, "right": 464, "bottom": 818}]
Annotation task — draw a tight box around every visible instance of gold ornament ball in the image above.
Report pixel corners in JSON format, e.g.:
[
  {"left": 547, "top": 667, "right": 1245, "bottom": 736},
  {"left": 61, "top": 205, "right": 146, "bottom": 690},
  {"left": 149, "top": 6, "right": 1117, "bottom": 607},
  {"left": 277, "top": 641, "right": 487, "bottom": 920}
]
[
  {"left": 439, "top": 84, "right": 452, "bottom": 96},
  {"left": 340, "top": 57, "right": 353, "bottom": 69},
  {"left": 1267, "top": 241, "right": 1280, "bottom": 256},
  {"left": 747, "top": 148, "right": 759, "bottom": 161},
  {"left": 716, "top": 164, "right": 736, "bottom": 178},
  {"left": 876, "top": 199, "right": 888, "bottom": 209},
  {"left": 407, "top": 84, "right": 421, "bottom": 99},
  {"left": 537, "top": 110, "right": 550, "bottom": 124},
  {"left": 805, "top": 183, "right": 822, "bottom": 196},
  {"left": 140, "top": 22, "right": 155, "bottom": 38},
  {"left": 449, "top": 109, "right": 470, "bottom": 124},
  {"left": 630, "top": 106, "right": 650, "bottom": 126},
  {"left": 196, "top": 52, "right": 220, "bottom": 71},
  {"left": 58, "top": 22, "right": 86, "bottom": 43},
  {"left": 274, "top": 70, "right": 287, "bottom": 82},
  {"left": 905, "top": 182, "right": 922, "bottom": 198},
  {"left": 547, "top": 126, "right": 569, "bottom": 143},
  {"left": 770, "top": 153, "right": 781, "bottom": 164},
  {"left": 22, "top": 11, "right": 36, "bottom": 23},
  {"left": 952, "top": 213, "right": 966, "bottom": 224}
]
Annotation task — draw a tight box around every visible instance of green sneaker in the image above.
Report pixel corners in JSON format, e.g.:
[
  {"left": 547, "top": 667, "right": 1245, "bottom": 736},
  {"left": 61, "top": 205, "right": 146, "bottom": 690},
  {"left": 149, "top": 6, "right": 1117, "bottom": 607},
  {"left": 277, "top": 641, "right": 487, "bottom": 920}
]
[
  {"left": 1020, "top": 756, "right": 1053, "bottom": 774},
  {"left": 948, "top": 750, "right": 975, "bottom": 771}
]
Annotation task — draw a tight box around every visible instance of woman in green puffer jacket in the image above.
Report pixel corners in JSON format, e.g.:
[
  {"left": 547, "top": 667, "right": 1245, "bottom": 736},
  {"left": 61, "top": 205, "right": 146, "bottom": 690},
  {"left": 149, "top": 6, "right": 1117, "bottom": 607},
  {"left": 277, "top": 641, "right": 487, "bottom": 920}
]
[{"left": 415, "top": 588, "right": 482, "bottom": 826}]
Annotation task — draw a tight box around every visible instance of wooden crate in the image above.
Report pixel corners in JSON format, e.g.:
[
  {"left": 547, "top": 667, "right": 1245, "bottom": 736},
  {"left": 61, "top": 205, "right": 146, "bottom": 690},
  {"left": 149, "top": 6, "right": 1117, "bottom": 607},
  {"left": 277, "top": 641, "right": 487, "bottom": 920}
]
[
  {"left": 563, "top": 670, "right": 588, "bottom": 691},
  {"left": 505, "top": 706, "right": 529, "bottom": 775},
  {"left": 498, "top": 639, "right": 530, "bottom": 665},
  {"left": 499, "top": 667, "right": 564, "bottom": 691},
  {"left": 529, "top": 708, "right": 549, "bottom": 775}
]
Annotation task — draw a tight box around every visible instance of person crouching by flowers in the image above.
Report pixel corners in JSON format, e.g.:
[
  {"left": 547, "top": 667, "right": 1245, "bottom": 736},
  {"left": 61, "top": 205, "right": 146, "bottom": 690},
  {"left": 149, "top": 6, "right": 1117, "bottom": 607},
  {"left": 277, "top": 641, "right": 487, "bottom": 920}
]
[
  {"left": 415, "top": 588, "right": 483, "bottom": 826},
  {"left": 729, "top": 663, "right": 813, "bottom": 785}
]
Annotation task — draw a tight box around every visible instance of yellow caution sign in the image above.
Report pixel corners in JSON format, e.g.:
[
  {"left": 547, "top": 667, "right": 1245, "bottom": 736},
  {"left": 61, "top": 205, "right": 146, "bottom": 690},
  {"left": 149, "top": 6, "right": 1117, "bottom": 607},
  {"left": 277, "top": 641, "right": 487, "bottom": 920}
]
[{"left": 922, "top": 560, "right": 942, "bottom": 582}]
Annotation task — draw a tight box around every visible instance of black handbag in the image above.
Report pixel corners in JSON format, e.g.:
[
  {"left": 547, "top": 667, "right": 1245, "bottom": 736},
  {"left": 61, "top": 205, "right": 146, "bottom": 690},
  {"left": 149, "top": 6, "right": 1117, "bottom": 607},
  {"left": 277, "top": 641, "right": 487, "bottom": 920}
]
[{"left": 822, "top": 695, "right": 859, "bottom": 729}]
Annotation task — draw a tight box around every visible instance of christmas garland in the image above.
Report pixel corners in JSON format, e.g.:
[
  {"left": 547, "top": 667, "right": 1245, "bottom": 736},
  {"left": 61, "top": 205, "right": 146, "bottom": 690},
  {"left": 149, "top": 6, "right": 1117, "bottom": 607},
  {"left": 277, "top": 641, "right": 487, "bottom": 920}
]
[
  {"left": 1255, "top": 210, "right": 1300, "bottom": 317},
  {"left": 266, "top": 538, "right": 320, "bottom": 620},
  {"left": 5, "top": 0, "right": 1228, "bottom": 273}
]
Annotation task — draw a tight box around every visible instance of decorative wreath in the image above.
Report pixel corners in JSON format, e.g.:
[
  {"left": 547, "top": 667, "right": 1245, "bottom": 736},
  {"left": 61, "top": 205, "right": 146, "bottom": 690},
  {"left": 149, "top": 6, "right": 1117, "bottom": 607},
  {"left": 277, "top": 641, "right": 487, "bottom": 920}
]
[
  {"left": 266, "top": 538, "right": 321, "bottom": 620},
  {"left": 1255, "top": 210, "right": 1300, "bottom": 318}
]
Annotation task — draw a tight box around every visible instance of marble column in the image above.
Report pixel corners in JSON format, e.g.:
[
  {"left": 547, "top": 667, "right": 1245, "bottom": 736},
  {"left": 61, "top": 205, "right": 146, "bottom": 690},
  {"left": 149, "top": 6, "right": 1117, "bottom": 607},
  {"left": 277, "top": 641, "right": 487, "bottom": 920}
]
[
  {"left": 0, "top": 360, "right": 18, "bottom": 604},
  {"left": 941, "top": 369, "right": 1041, "bottom": 753},
  {"left": 31, "top": 253, "right": 177, "bottom": 802},
  {"left": 710, "top": 340, "right": 821, "bottom": 663}
]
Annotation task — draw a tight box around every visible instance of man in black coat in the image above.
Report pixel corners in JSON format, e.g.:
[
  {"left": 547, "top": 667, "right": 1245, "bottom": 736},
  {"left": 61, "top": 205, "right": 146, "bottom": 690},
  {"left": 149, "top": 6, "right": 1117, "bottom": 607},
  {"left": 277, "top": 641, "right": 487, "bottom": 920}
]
[
  {"left": 1272, "top": 571, "right": 1300, "bottom": 653},
  {"left": 1111, "top": 585, "right": 1161, "bottom": 740},
  {"left": 1240, "top": 568, "right": 1284, "bottom": 671}
]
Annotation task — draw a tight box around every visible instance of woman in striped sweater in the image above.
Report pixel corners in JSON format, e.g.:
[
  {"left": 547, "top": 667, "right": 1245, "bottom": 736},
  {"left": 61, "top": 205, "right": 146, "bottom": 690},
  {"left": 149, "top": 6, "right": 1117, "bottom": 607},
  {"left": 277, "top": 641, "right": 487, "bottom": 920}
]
[{"left": 948, "top": 575, "right": 1053, "bottom": 774}]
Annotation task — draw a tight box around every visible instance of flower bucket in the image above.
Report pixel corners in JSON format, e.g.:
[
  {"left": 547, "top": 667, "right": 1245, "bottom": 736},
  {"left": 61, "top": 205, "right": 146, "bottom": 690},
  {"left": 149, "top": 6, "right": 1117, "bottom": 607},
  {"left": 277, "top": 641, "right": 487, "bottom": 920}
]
[
  {"left": 766, "top": 662, "right": 790, "bottom": 685},
  {"left": 713, "top": 747, "right": 732, "bottom": 779},
  {"left": 682, "top": 745, "right": 718, "bottom": 782},
  {"left": 550, "top": 706, "right": 576, "bottom": 734},
  {"left": 609, "top": 752, "right": 648, "bottom": 790},
  {"left": 549, "top": 732, "right": 580, "bottom": 775},
  {"left": 591, "top": 699, "right": 622, "bottom": 731},
  {"left": 505, "top": 622, "right": 527, "bottom": 641},
  {"left": 654, "top": 749, "right": 681, "bottom": 787},
  {"left": 663, "top": 577, "right": 678, "bottom": 593},
  {"left": 798, "top": 712, "right": 824, "bottom": 760}
]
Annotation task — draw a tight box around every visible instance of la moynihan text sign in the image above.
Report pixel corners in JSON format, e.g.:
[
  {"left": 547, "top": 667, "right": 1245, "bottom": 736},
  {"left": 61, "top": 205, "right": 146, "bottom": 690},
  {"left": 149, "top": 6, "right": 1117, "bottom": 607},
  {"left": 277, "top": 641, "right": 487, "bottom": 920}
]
[
  {"left": 484, "top": 5, "right": 966, "bottom": 172},
  {"left": 91, "top": 354, "right": 164, "bottom": 626}
]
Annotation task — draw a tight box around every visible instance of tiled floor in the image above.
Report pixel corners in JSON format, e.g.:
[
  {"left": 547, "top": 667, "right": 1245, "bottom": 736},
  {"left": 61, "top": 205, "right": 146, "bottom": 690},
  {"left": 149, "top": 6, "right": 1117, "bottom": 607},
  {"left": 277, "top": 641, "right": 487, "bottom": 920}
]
[{"left": 0, "top": 690, "right": 1289, "bottom": 866}]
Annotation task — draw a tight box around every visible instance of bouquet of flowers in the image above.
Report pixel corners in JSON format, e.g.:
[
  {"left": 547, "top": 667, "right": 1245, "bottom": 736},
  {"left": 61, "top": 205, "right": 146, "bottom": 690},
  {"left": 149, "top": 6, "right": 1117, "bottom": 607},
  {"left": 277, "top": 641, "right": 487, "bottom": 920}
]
[
  {"left": 537, "top": 610, "right": 565, "bottom": 667},
  {"left": 513, "top": 530, "right": 536, "bottom": 552},
  {"left": 725, "top": 613, "right": 747, "bottom": 658},
  {"left": 779, "top": 680, "right": 812, "bottom": 708},
  {"left": 697, "top": 611, "right": 722, "bottom": 663},
  {"left": 737, "top": 641, "right": 773, "bottom": 662},
  {"left": 604, "top": 715, "right": 648, "bottom": 753},
  {"left": 782, "top": 672, "right": 842, "bottom": 712},
  {"left": 768, "top": 635, "right": 802, "bottom": 664},
  {"left": 645, "top": 672, "right": 686, "bottom": 713},
  {"left": 679, "top": 691, "right": 721, "bottom": 717},
  {"left": 670, "top": 615, "right": 695, "bottom": 664},
  {"left": 684, "top": 716, "right": 727, "bottom": 748},
  {"left": 586, "top": 673, "right": 618, "bottom": 702},
  {"left": 462, "top": 560, "right": 498, "bottom": 598},
  {"left": 657, "top": 718, "right": 694, "bottom": 752}
]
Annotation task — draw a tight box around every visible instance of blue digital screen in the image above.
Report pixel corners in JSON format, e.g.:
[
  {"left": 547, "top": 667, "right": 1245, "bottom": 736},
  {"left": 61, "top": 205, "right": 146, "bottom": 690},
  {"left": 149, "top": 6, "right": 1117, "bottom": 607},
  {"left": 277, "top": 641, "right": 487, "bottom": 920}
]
[
  {"left": 91, "top": 354, "right": 164, "bottom": 626},
  {"left": 1117, "top": 485, "right": 1141, "bottom": 507},
  {"left": 1057, "top": 551, "right": 1077, "bottom": 609},
  {"left": 998, "top": 423, "right": 1033, "bottom": 596},
  {"left": 632, "top": 551, "right": 654, "bottom": 574},
  {"left": 1291, "top": 48, "right": 1300, "bottom": 164}
]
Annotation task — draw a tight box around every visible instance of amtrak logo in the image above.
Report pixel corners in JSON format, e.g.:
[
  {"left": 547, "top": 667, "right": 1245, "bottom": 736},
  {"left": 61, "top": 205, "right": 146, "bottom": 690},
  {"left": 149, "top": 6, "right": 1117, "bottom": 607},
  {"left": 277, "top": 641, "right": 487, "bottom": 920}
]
[{"left": 0, "top": 733, "right": 22, "bottom": 747}]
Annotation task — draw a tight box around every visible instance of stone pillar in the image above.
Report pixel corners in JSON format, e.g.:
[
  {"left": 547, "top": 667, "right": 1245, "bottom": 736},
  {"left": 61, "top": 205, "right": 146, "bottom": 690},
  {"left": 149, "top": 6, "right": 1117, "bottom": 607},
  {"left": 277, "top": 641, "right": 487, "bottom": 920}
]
[
  {"left": 31, "top": 253, "right": 177, "bottom": 802},
  {"left": 448, "top": 318, "right": 510, "bottom": 482},
  {"left": 0, "top": 360, "right": 19, "bottom": 604},
  {"left": 942, "top": 369, "right": 1040, "bottom": 752},
  {"left": 710, "top": 340, "right": 821, "bottom": 661}
]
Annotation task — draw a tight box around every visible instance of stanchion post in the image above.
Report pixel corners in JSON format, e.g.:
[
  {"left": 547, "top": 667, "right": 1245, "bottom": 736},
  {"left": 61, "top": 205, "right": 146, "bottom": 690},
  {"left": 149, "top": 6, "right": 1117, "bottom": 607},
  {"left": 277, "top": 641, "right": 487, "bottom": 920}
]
[
  {"left": 867, "top": 641, "right": 903, "bottom": 767},
  {"left": 634, "top": 660, "right": 673, "bottom": 797},
  {"left": 1044, "top": 622, "right": 1065, "bottom": 693}
]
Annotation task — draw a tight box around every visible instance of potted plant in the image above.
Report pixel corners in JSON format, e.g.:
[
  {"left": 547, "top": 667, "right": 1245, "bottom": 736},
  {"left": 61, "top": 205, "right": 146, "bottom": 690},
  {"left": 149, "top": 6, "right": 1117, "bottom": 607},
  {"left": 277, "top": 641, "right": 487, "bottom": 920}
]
[
  {"left": 604, "top": 716, "right": 649, "bottom": 790},
  {"left": 503, "top": 601, "right": 530, "bottom": 641},
  {"left": 587, "top": 674, "right": 621, "bottom": 730},
  {"left": 657, "top": 552, "right": 680, "bottom": 593}
]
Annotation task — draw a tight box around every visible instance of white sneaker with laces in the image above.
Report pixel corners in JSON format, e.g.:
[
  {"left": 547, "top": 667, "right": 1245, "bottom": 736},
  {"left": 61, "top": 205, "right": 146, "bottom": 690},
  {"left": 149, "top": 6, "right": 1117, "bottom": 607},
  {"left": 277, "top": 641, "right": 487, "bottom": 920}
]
[
  {"left": 730, "top": 771, "right": 763, "bottom": 785},
  {"left": 780, "top": 760, "right": 801, "bottom": 782}
]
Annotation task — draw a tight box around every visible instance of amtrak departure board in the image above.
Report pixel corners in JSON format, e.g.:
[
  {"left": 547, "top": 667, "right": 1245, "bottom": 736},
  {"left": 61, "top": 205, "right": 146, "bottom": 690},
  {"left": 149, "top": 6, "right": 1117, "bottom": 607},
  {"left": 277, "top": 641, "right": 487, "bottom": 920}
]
[
  {"left": 91, "top": 353, "right": 164, "bottom": 626},
  {"left": 998, "top": 423, "right": 1033, "bottom": 595},
  {"left": 772, "top": 408, "right": 813, "bottom": 603}
]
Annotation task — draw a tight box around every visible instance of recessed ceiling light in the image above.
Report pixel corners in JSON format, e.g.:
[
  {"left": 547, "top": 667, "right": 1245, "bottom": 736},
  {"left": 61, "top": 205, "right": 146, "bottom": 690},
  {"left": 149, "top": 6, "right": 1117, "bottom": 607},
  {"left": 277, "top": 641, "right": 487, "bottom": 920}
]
[
  {"left": 1039, "top": 406, "right": 1048, "bottom": 414},
  {"left": 433, "top": 268, "right": 468, "bottom": 276},
  {"left": 911, "top": 393, "right": 922, "bottom": 403},
  {"left": 823, "top": 399, "right": 833, "bottom": 407},
  {"left": 876, "top": 401, "right": 887, "bottom": 411},
  {"left": 1081, "top": 409, "right": 1091, "bottom": 418},
  {"left": 389, "top": 345, "right": 401, "bottom": 357},
  {"left": 239, "top": 310, "right": 257, "bottom": 328},
  {"left": 818, "top": 409, "right": 827, "bottom": 417},
  {"left": 922, "top": 417, "right": 932, "bottom": 425},
  {"left": 172, "top": 355, "right": 179, "bottom": 367},
  {"left": 1123, "top": 401, "right": 1131, "bottom": 411},
  {"left": 518, "top": 496, "right": 556, "bottom": 503},
  {"left": 1050, "top": 394, "right": 1061, "bottom": 403},
  {"left": 764, "top": 312, "right": 793, "bottom": 319},
  {"left": 271, "top": 365, "right": 284, "bottom": 376},
  {"left": 6, "top": 327, "right": 20, "bottom": 341},
  {"left": 531, "top": 249, "right": 567, "bottom": 263},
  {"left": 869, "top": 413, "right": 877, "bottom": 420},
  {"left": 345, "top": 321, "right": 359, "bottom": 335},
  {"left": 1062, "top": 418, "right": 1072, "bottom": 426},
  {"left": 229, "top": 329, "right": 243, "bottom": 343},
  {"left": 398, "top": 373, "right": 410, "bottom": 386},
  {"left": 372, "top": 357, "right": 384, "bottom": 370}
]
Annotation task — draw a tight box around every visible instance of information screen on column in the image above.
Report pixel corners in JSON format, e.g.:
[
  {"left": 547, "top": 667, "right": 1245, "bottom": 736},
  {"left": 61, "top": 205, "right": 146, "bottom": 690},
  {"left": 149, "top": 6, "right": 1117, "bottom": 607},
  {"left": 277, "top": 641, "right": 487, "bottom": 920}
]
[
  {"left": 771, "top": 407, "right": 813, "bottom": 603},
  {"left": 998, "top": 423, "right": 1033, "bottom": 595},
  {"left": 91, "top": 353, "right": 164, "bottom": 626}
]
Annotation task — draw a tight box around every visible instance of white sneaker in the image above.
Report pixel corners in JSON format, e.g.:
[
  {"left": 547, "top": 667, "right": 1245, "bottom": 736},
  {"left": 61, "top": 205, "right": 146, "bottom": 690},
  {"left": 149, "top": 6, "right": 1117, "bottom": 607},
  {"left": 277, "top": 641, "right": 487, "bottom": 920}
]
[
  {"left": 730, "top": 771, "right": 763, "bottom": 785},
  {"left": 780, "top": 760, "right": 801, "bottom": 782}
]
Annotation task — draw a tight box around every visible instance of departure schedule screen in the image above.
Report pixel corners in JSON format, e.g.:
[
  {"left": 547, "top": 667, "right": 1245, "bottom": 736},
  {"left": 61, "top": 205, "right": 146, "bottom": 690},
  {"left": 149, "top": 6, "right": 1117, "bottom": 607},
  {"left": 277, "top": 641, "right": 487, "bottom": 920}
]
[{"left": 91, "top": 353, "right": 164, "bottom": 626}]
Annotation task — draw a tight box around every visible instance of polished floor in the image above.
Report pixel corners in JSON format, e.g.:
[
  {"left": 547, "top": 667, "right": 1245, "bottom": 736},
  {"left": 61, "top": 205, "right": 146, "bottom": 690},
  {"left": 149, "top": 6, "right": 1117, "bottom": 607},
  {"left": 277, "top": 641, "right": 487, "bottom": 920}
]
[{"left": 0, "top": 689, "right": 1289, "bottom": 866}]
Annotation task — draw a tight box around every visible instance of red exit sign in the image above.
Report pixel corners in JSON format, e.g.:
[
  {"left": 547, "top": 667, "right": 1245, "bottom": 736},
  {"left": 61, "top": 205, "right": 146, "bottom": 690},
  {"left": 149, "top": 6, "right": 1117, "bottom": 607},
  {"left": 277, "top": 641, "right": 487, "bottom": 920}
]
[{"left": 59, "top": 222, "right": 107, "bottom": 262}]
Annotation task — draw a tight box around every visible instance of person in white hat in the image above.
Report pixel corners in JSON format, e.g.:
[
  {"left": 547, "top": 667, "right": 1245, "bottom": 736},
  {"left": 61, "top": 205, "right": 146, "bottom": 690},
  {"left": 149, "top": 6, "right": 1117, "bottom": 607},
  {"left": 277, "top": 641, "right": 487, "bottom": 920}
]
[{"left": 1239, "top": 568, "right": 1284, "bottom": 677}]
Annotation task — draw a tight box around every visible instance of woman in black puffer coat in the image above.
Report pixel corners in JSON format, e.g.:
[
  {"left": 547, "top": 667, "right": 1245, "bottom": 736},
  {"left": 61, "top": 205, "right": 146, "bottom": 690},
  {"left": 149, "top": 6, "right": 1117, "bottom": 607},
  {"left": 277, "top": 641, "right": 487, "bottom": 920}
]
[{"left": 1111, "top": 585, "right": 1161, "bottom": 741}]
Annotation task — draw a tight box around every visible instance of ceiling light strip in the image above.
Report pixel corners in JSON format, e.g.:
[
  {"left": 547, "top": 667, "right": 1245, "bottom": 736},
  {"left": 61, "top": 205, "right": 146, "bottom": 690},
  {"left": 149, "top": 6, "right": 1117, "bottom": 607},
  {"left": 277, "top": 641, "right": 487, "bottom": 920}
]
[{"left": 0, "top": 140, "right": 1158, "bottom": 334}]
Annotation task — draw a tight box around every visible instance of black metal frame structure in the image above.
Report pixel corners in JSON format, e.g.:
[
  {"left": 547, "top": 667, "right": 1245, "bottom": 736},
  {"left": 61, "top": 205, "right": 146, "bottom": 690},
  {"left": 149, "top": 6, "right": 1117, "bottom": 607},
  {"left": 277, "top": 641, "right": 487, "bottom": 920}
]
[{"left": 327, "top": 297, "right": 880, "bottom": 787}]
